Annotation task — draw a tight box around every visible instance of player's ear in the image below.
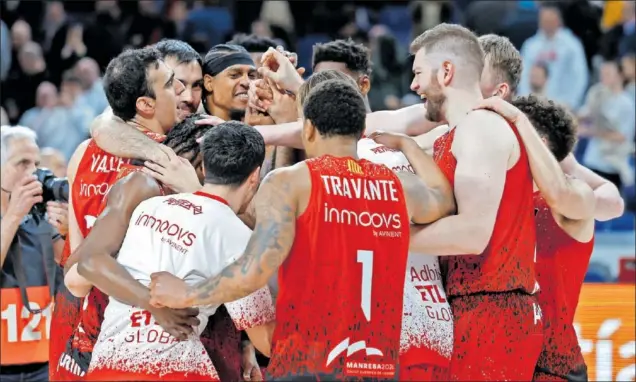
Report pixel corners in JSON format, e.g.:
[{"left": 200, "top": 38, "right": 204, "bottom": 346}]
[
  {"left": 358, "top": 75, "right": 371, "bottom": 96},
  {"left": 136, "top": 96, "right": 156, "bottom": 117},
  {"left": 303, "top": 118, "right": 316, "bottom": 142},
  {"left": 439, "top": 61, "right": 454, "bottom": 87},
  {"left": 493, "top": 82, "right": 510, "bottom": 99},
  {"left": 203, "top": 74, "right": 215, "bottom": 93}
]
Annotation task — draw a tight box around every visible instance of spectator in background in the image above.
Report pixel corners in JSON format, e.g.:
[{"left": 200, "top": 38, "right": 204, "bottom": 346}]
[
  {"left": 0, "top": 107, "right": 8, "bottom": 126},
  {"left": 622, "top": 51, "right": 636, "bottom": 105},
  {"left": 2, "top": 42, "right": 50, "bottom": 124},
  {"left": 74, "top": 58, "right": 108, "bottom": 117},
  {"left": 581, "top": 60, "right": 635, "bottom": 190},
  {"left": 368, "top": 26, "right": 408, "bottom": 111},
  {"left": 19, "top": 76, "right": 91, "bottom": 161},
  {"left": 529, "top": 62, "right": 549, "bottom": 97},
  {"left": 41, "top": 1, "right": 68, "bottom": 53},
  {"left": 83, "top": 0, "right": 126, "bottom": 71},
  {"left": 518, "top": 4, "right": 588, "bottom": 110},
  {"left": 40, "top": 147, "right": 67, "bottom": 178},
  {"left": 1, "top": 21, "right": 11, "bottom": 81},
  {"left": 600, "top": 0, "right": 636, "bottom": 60},
  {"left": 9, "top": 20, "right": 32, "bottom": 78}
]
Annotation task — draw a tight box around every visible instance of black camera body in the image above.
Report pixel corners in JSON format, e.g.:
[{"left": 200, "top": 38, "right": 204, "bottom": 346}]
[{"left": 30, "top": 168, "right": 69, "bottom": 218}]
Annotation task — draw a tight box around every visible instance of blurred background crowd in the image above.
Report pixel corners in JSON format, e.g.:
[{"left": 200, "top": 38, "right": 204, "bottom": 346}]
[{"left": 0, "top": 0, "right": 634, "bottom": 282}]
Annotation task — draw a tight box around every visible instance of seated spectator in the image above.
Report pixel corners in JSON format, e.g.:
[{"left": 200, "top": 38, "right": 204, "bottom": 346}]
[
  {"left": 1, "top": 21, "right": 11, "bottom": 81},
  {"left": 0, "top": 107, "right": 7, "bottom": 126},
  {"left": 529, "top": 62, "right": 549, "bottom": 97},
  {"left": 40, "top": 147, "right": 67, "bottom": 178},
  {"left": 518, "top": 4, "right": 588, "bottom": 110},
  {"left": 74, "top": 57, "right": 108, "bottom": 117},
  {"left": 580, "top": 60, "right": 635, "bottom": 190},
  {"left": 19, "top": 78, "right": 91, "bottom": 160}
]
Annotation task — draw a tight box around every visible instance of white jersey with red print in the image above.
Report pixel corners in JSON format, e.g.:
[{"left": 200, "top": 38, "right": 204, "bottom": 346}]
[
  {"left": 357, "top": 137, "right": 453, "bottom": 368},
  {"left": 88, "top": 191, "right": 274, "bottom": 380}
]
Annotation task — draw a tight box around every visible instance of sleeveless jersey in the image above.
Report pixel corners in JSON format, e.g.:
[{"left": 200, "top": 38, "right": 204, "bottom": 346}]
[
  {"left": 267, "top": 155, "right": 410, "bottom": 380},
  {"left": 54, "top": 133, "right": 163, "bottom": 380},
  {"left": 357, "top": 138, "right": 453, "bottom": 367},
  {"left": 433, "top": 123, "right": 537, "bottom": 297},
  {"left": 533, "top": 193, "right": 594, "bottom": 378},
  {"left": 89, "top": 191, "right": 249, "bottom": 380}
]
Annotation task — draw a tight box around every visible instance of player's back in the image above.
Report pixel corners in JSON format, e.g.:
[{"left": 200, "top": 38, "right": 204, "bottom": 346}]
[
  {"left": 267, "top": 155, "right": 410, "bottom": 381},
  {"left": 90, "top": 191, "right": 250, "bottom": 381}
]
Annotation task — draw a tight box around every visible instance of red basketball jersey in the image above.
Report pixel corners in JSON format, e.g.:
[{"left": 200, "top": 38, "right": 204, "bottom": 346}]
[
  {"left": 534, "top": 193, "right": 593, "bottom": 377},
  {"left": 267, "top": 155, "right": 410, "bottom": 380},
  {"left": 432, "top": 122, "right": 537, "bottom": 297}
]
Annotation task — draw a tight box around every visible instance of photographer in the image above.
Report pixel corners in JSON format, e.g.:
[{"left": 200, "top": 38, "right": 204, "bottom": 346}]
[{"left": 0, "top": 126, "right": 68, "bottom": 381}]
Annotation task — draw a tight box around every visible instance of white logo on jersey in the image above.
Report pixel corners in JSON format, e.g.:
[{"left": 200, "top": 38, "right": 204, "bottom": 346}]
[
  {"left": 85, "top": 215, "right": 97, "bottom": 230},
  {"left": 326, "top": 337, "right": 383, "bottom": 367}
]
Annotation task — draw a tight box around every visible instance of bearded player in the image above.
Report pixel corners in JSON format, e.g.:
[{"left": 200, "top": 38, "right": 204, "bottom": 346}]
[
  {"left": 476, "top": 95, "right": 596, "bottom": 381},
  {"left": 148, "top": 79, "right": 456, "bottom": 380},
  {"left": 401, "top": 24, "right": 543, "bottom": 380}
]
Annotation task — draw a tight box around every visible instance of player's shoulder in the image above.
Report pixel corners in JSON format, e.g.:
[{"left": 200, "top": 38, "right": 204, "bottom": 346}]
[
  {"left": 110, "top": 171, "right": 162, "bottom": 204},
  {"left": 264, "top": 161, "right": 310, "bottom": 188},
  {"left": 456, "top": 110, "right": 516, "bottom": 146}
]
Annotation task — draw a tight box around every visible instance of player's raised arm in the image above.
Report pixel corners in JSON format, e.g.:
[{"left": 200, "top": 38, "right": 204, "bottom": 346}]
[
  {"left": 151, "top": 167, "right": 298, "bottom": 308},
  {"left": 476, "top": 96, "right": 596, "bottom": 220},
  {"left": 410, "top": 111, "right": 515, "bottom": 256},
  {"left": 65, "top": 172, "right": 161, "bottom": 301},
  {"left": 560, "top": 153, "right": 625, "bottom": 221}
]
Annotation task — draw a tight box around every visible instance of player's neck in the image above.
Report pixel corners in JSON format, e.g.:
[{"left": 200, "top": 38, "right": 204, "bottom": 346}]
[
  {"left": 198, "top": 184, "right": 243, "bottom": 214},
  {"left": 444, "top": 86, "right": 483, "bottom": 129},
  {"left": 206, "top": 103, "right": 231, "bottom": 121},
  {"left": 129, "top": 116, "right": 166, "bottom": 135},
  {"left": 313, "top": 139, "right": 359, "bottom": 160}
]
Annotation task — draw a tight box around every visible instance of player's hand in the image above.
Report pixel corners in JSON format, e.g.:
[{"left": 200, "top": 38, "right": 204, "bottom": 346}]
[
  {"left": 143, "top": 147, "right": 201, "bottom": 193},
  {"left": 149, "top": 271, "right": 190, "bottom": 309},
  {"left": 367, "top": 131, "right": 415, "bottom": 151},
  {"left": 259, "top": 47, "right": 304, "bottom": 93},
  {"left": 266, "top": 79, "right": 298, "bottom": 124},
  {"left": 5, "top": 175, "right": 43, "bottom": 220},
  {"left": 241, "top": 341, "right": 263, "bottom": 381},
  {"left": 473, "top": 96, "right": 523, "bottom": 124},
  {"left": 245, "top": 106, "right": 275, "bottom": 126},
  {"left": 194, "top": 114, "right": 225, "bottom": 127},
  {"left": 46, "top": 201, "right": 69, "bottom": 237},
  {"left": 149, "top": 306, "right": 201, "bottom": 341},
  {"left": 248, "top": 79, "right": 273, "bottom": 113}
]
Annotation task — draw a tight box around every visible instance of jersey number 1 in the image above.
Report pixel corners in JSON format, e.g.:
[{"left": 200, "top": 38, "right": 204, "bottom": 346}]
[{"left": 357, "top": 250, "right": 373, "bottom": 322}]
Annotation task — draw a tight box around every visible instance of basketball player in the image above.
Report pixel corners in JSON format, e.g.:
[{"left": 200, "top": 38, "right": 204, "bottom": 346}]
[
  {"left": 52, "top": 46, "right": 185, "bottom": 380},
  {"left": 404, "top": 24, "right": 543, "bottom": 380},
  {"left": 148, "top": 79, "right": 456, "bottom": 380},
  {"left": 475, "top": 95, "right": 596, "bottom": 381},
  {"left": 79, "top": 122, "right": 265, "bottom": 381}
]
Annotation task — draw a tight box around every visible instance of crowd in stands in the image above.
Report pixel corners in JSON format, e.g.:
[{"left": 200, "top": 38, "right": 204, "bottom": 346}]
[{"left": 1, "top": 0, "right": 634, "bottom": 220}]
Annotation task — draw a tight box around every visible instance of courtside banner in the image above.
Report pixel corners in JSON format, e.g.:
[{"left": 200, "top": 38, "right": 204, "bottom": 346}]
[{"left": 574, "top": 283, "right": 636, "bottom": 381}]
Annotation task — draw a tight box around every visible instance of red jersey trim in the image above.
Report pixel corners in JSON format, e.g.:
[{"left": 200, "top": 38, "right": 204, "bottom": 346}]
[{"left": 193, "top": 191, "right": 230, "bottom": 206}]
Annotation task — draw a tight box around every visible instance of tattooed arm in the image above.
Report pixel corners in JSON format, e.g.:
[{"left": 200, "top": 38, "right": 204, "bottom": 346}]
[{"left": 150, "top": 168, "right": 299, "bottom": 309}]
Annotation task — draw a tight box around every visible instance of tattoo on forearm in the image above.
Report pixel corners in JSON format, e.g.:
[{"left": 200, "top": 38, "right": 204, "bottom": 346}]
[{"left": 192, "top": 174, "right": 295, "bottom": 305}]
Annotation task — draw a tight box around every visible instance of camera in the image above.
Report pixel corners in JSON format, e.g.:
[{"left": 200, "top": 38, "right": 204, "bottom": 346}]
[{"left": 30, "top": 168, "right": 69, "bottom": 218}]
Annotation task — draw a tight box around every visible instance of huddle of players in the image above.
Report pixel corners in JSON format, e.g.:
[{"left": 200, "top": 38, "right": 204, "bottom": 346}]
[{"left": 51, "top": 23, "right": 626, "bottom": 382}]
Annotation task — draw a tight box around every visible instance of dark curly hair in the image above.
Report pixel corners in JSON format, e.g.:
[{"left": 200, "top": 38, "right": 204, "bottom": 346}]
[
  {"left": 163, "top": 114, "right": 212, "bottom": 168},
  {"left": 226, "top": 33, "right": 280, "bottom": 53},
  {"left": 303, "top": 79, "right": 366, "bottom": 139},
  {"left": 103, "top": 47, "right": 162, "bottom": 121},
  {"left": 512, "top": 95, "right": 577, "bottom": 162},
  {"left": 312, "top": 38, "right": 371, "bottom": 76}
]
